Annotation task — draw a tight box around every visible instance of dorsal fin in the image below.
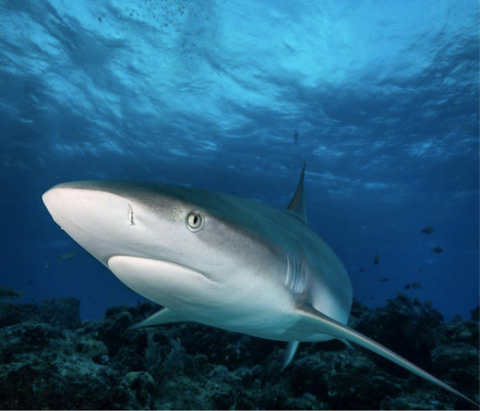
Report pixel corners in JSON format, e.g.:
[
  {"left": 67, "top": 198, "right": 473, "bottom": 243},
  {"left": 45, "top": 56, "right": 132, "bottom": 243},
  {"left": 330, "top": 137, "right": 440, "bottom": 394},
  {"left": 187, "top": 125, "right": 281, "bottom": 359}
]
[{"left": 287, "top": 163, "right": 307, "bottom": 223}]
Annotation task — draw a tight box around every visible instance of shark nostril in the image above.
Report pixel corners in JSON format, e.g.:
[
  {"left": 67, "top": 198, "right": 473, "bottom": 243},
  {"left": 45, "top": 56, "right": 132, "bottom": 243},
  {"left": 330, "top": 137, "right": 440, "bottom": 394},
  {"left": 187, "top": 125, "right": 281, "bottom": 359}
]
[{"left": 128, "top": 204, "right": 135, "bottom": 226}]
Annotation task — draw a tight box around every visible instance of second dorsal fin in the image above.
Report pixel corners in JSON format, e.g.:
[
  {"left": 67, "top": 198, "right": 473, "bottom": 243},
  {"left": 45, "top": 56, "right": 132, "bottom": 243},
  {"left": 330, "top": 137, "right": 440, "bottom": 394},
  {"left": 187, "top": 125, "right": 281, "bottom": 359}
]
[{"left": 287, "top": 163, "right": 307, "bottom": 223}]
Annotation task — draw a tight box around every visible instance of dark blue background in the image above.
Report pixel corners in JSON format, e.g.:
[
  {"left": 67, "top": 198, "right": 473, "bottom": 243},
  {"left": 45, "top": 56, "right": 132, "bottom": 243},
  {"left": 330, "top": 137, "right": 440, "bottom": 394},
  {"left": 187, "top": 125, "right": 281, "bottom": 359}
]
[{"left": 1, "top": 0, "right": 478, "bottom": 320}]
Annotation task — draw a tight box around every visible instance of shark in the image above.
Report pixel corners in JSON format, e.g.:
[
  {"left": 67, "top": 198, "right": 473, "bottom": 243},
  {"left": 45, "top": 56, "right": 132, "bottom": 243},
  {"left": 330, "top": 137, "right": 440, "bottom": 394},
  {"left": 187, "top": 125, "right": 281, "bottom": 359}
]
[{"left": 42, "top": 165, "right": 476, "bottom": 406}]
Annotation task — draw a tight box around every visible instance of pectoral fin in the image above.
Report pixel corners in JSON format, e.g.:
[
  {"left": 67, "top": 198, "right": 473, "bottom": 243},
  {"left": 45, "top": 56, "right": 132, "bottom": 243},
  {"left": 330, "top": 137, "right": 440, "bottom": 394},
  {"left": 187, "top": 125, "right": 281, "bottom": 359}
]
[
  {"left": 131, "top": 308, "right": 192, "bottom": 330},
  {"left": 338, "top": 338, "right": 355, "bottom": 350},
  {"left": 281, "top": 341, "right": 300, "bottom": 370},
  {"left": 295, "top": 301, "right": 477, "bottom": 407}
]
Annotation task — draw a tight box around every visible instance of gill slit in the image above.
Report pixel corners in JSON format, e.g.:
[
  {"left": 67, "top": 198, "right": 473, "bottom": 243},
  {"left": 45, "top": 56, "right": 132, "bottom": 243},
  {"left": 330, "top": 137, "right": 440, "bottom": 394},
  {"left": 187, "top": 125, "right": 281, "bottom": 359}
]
[{"left": 285, "top": 253, "right": 307, "bottom": 294}]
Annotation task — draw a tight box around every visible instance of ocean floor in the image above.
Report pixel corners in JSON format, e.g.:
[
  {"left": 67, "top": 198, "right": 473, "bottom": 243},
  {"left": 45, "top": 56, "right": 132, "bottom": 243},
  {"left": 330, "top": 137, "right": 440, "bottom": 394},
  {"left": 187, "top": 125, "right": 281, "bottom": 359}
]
[{"left": 0, "top": 294, "right": 478, "bottom": 410}]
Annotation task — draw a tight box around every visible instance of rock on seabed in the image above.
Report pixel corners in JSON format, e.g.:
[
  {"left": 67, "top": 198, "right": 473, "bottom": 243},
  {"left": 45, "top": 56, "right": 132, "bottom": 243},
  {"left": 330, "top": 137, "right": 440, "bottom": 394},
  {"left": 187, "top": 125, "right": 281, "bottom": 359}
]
[{"left": 0, "top": 294, "right": 478, "bottom": 410}]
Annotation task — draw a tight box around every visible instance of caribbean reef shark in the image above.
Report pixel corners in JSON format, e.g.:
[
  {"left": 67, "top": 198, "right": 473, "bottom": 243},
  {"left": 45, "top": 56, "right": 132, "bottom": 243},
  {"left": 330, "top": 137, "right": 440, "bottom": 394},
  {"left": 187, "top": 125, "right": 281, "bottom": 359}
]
[{"left": 42, "top": 165, "right": 476, "bottom": 406}]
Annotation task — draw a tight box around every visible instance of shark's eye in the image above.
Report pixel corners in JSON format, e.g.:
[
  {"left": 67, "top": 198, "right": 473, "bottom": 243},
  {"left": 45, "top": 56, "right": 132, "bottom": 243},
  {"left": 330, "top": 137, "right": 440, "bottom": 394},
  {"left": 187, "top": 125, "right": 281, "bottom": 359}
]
[{"left": 186, "top": 211, "right": 204, "bottom": 232}]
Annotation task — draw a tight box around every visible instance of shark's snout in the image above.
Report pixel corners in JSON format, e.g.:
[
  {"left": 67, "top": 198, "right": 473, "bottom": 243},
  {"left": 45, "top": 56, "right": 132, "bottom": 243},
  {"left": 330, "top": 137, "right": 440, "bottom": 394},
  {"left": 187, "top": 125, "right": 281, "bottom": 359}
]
[
  {"left": 43, "top": 183, "right": 91, "bottom": 229},
  {"left": 42, "top": 186, "right": 58, "bottom": 211},
  {"left": 42, "top": 182, "right": 136, "bottom": 267},
  {"left": 42, "top": 185, "right": 74, "bottom": 228}
]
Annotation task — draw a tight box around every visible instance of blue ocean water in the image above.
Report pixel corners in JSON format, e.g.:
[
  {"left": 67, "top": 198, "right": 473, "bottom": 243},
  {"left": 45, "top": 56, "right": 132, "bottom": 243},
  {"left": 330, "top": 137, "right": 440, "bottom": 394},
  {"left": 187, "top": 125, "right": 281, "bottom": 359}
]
[{"left": 0, "top": 0, "right": 478, "bottom": 322}]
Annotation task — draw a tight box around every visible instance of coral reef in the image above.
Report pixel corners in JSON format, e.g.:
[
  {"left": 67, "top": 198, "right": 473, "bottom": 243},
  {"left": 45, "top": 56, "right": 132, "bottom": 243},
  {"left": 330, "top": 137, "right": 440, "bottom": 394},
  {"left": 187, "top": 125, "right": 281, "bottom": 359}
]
[{"left": 0, "top": 294, "right": 478, "bottom": 410}]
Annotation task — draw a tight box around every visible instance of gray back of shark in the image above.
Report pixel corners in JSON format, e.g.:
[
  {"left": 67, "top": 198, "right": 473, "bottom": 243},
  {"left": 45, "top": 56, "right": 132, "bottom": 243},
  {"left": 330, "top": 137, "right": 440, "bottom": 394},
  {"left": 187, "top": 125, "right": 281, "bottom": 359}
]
[{"left": 42, "top": 165, "right": 477, "bottom": 406}]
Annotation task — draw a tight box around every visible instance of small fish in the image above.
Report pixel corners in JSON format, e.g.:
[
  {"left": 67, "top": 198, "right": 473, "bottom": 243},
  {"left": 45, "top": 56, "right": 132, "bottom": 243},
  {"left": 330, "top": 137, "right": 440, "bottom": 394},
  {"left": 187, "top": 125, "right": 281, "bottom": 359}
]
[
  {"left": 378, "top": 278, "right": 389, "bottom": 282},
  {"left": 373, "top": 254, "right": 380, "bottom": 265},
  {"left": 412, "top": 282, "right": 422, "bottom": 290},
  {"left": 417, "top": 267, "right": 422, "bottom": 273},
  {"left": 432, "top": 247, "right": 443, "bottom": 254},
  {"left": 294, "top": 130, "right": 299, "bottom": 146},
  {"left": 0, "top": 285, "right": 24, "bottom": 300},
  {"left": 421, "top": 226, "right": 435, "bottom": 234},
  {"left": 405, "top": 284, "right": 411, "bottom": 290},
  {"left": 359, "top": 268, "right": 365, "bottom": 273},
  {"left": 28, "top": 279, "right": 34, "bottom": 285},
  {"left": 44, "top": 259, "right": 51, "bottom": 269},
  {"left": 57, "top": 251, "right": 77, "bottom": 261}
]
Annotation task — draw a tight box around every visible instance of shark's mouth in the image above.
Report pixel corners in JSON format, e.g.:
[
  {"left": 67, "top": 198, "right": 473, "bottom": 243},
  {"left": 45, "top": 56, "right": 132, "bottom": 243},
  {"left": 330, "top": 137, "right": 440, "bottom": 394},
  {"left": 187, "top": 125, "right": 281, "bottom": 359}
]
[
  {"left": 107, "top": 255, "right": 214, "bottom": 308},
  {"left": 108, "top": 255, "right": 209, "bottom": 279}
]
